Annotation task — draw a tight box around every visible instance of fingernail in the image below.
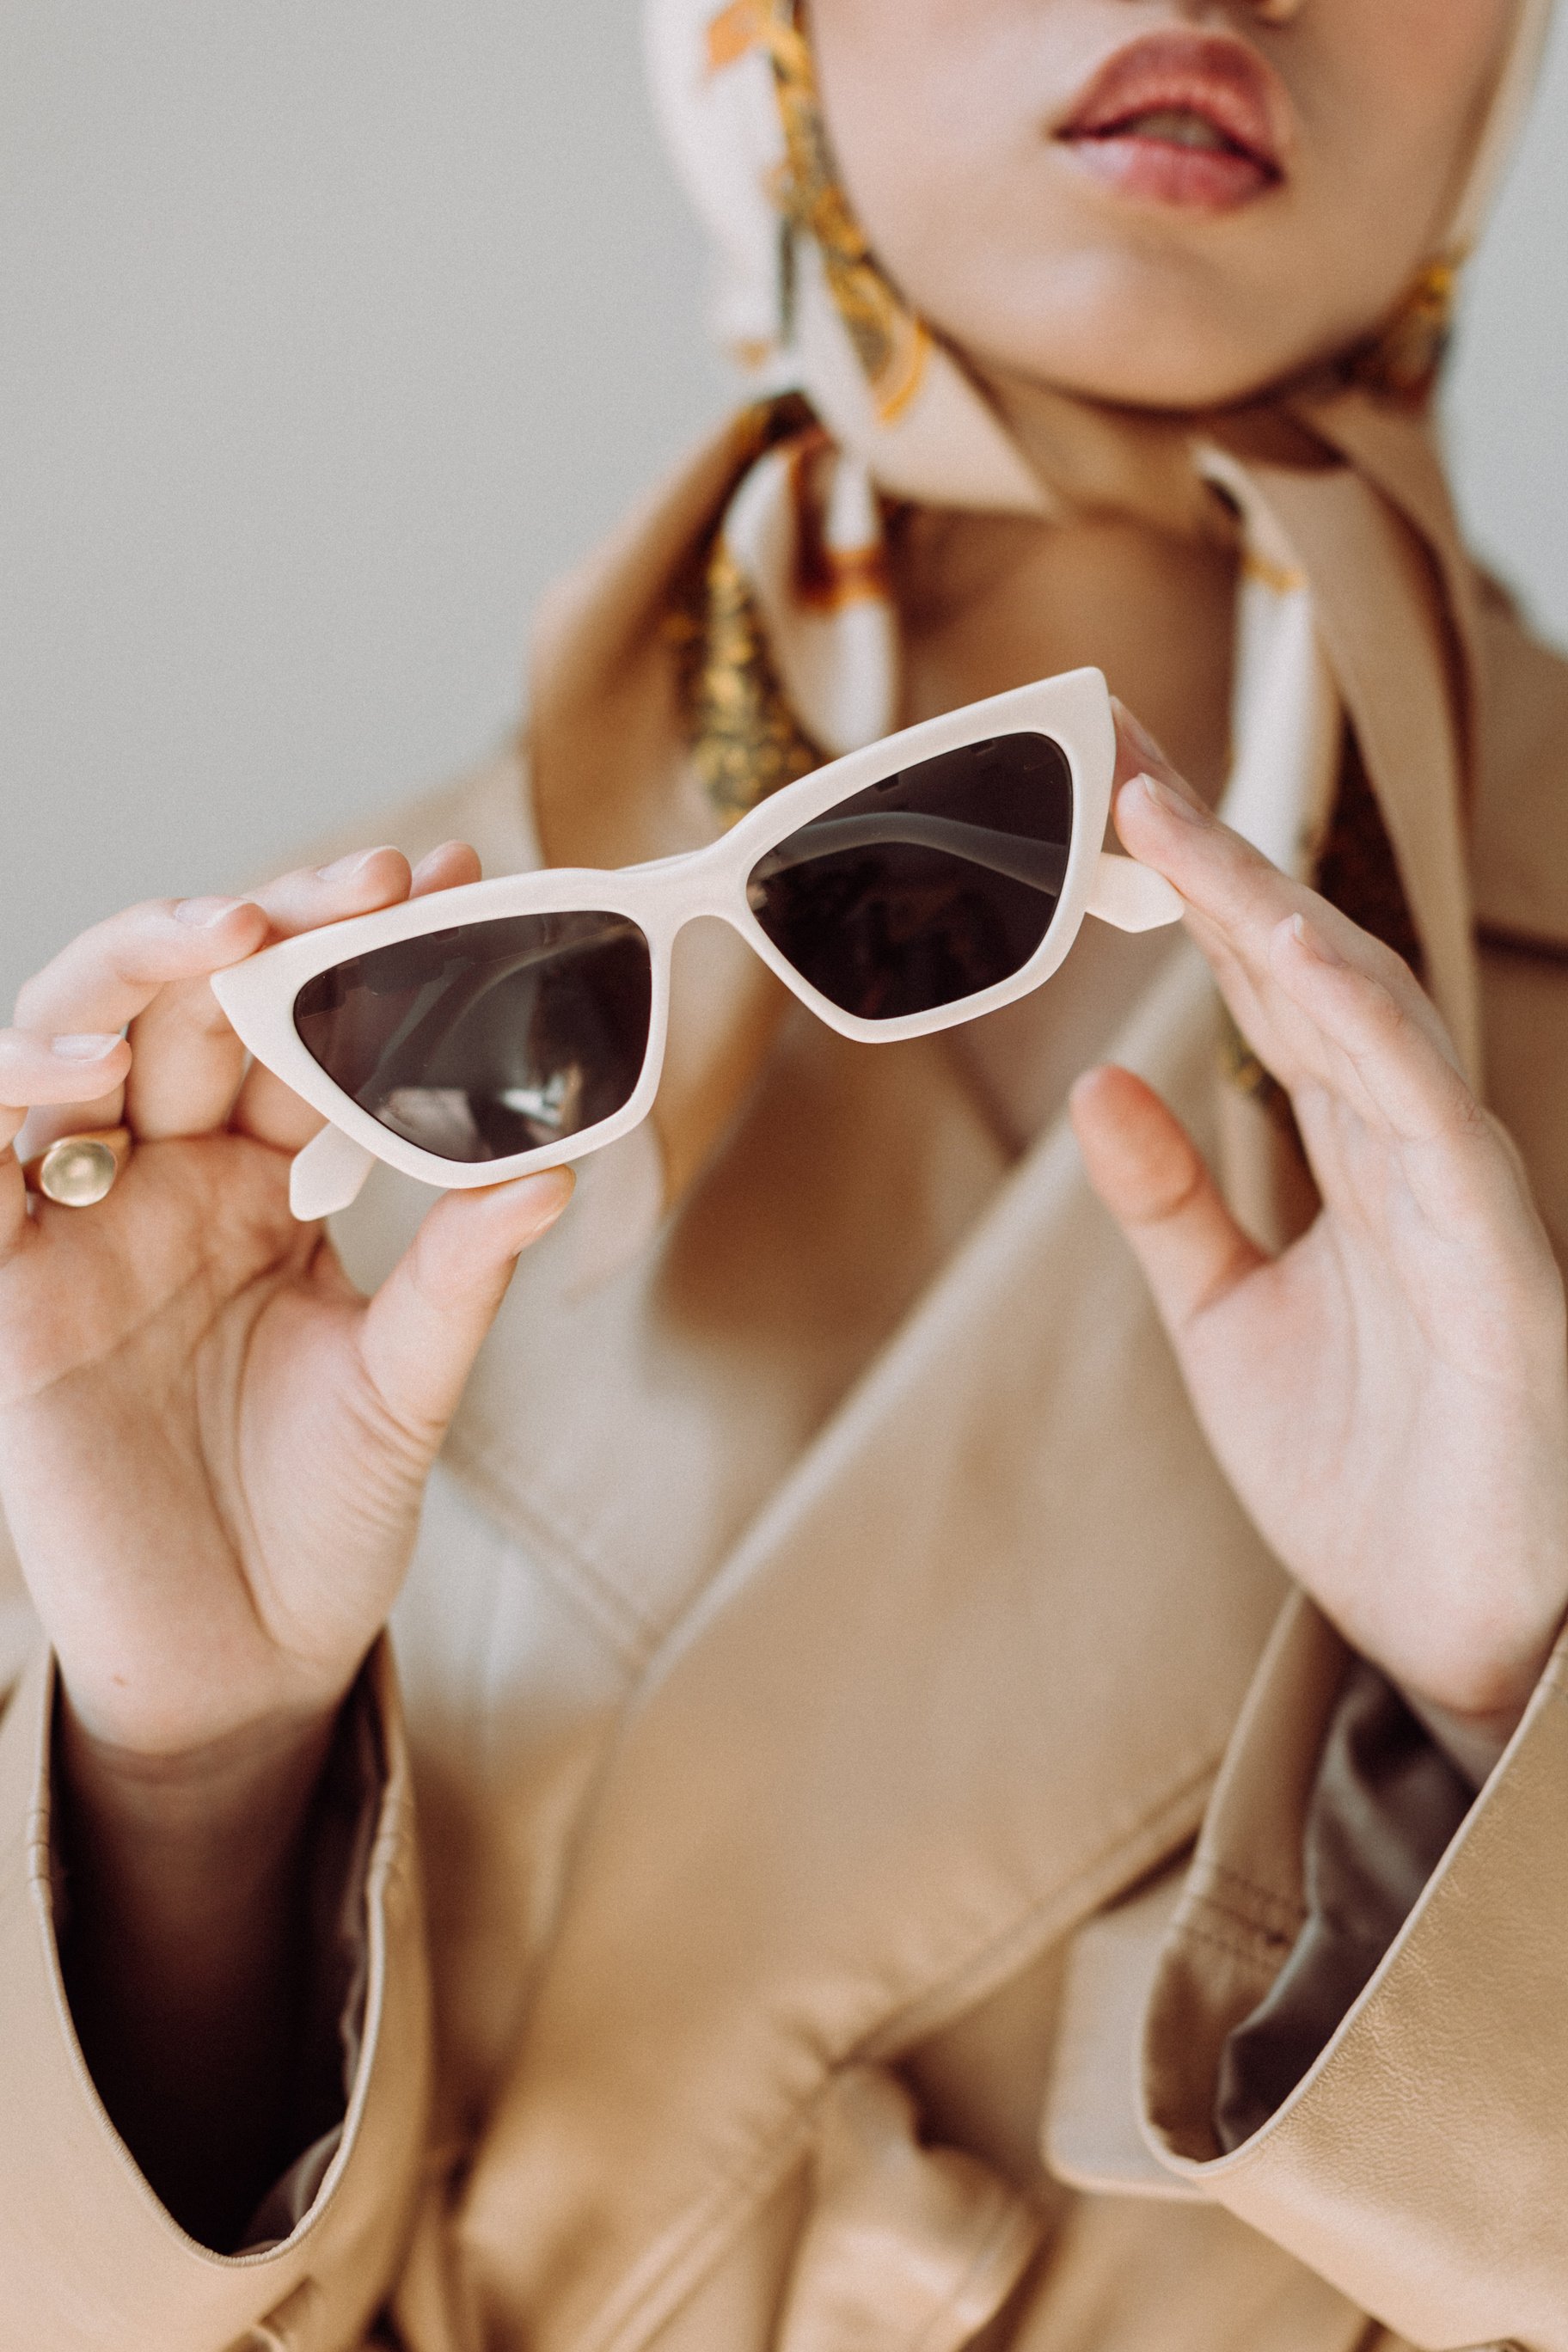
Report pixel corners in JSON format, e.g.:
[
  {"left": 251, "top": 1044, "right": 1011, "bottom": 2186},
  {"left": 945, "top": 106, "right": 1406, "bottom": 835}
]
[
  {"left": 317, "top": 848, "right": 384, "bottom": 883},
  {"left": 51, "top": 1032, "right": 123, "bottom": 1061},
  {"left": 1134, "top": 771, "right": 1203, "bottom": 824},
  {"left": 1291, "top": 913, "right": 1346, "bottom": 966},
  {"left": 1119, "top": 707, "right": 1172, "bottom": 767},
  {"left": 518, "top": 1167, "right": 575, "bottom": 1232},
  {"left": 175, "top": 894, "right": 243, "bottom": 927}
]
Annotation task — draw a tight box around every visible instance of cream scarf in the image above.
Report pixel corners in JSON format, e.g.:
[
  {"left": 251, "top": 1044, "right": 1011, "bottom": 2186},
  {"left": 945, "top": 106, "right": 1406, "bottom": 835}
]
[{"left": 527, "top": 0, "right": 1551, "bottom": 1229}]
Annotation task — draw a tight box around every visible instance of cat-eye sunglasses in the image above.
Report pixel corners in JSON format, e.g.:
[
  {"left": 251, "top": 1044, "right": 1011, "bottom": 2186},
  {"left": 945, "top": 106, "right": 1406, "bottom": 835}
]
[{"left": 212, "top": 668, "right": 1180, "bottom": 1219}]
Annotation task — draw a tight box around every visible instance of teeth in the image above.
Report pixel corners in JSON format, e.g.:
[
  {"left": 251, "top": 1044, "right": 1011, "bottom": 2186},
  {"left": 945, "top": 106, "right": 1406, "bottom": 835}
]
[{"left": 1113, "top": 108, "right": 1234, "bottom": 154}]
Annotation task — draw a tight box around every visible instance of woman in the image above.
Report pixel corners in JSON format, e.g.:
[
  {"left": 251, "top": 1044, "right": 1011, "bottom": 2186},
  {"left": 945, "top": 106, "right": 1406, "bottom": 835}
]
[{"left": 1, "top": 0, "right": 1565, "bottom": 2343}]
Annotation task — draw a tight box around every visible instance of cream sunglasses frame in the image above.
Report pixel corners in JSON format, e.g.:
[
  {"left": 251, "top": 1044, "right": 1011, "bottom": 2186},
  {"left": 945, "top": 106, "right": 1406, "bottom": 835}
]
[{"left": 212, "top": 668, "right": 1179, "bottom": 1220}]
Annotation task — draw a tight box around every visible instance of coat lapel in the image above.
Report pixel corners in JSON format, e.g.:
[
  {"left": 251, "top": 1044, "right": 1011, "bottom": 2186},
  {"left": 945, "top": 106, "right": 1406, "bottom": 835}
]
[
  {"left": 1219, "top": 405, "right": 1482, "bottom": 1081},
  {"left": 370, "top": 396, "right": 1487, "bottom": 2351},
  {"left": 454, "top": 944, "right": 1287, "bottom": 2352}
]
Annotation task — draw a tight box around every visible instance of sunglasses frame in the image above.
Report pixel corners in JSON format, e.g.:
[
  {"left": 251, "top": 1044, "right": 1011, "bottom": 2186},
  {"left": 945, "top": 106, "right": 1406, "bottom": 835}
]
[{"left": 212, "top": 668, "right": 1179, "bottom": 1214}]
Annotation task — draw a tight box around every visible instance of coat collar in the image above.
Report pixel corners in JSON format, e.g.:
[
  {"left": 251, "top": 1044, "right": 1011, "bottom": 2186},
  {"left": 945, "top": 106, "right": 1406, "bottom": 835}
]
[
  {"left": 453, "top": 946, "right": 1288, "bottom": 2352},
  {"left": 429, "top": 402, "right": 1486, "bottom": 2344}
]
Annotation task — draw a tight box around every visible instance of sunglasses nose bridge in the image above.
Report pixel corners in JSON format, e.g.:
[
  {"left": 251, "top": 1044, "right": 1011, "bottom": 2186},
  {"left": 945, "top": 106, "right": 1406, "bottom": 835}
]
[{"left": 640, "top": 842, "right": 739, "bottom": 934}]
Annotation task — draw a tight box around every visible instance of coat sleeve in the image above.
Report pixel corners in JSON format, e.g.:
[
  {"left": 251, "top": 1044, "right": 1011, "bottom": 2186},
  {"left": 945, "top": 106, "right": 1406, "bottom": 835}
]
[
  {"left": 1136, "top": 586, "right": 1568, "bottom": 2347},
  {"left": 1208, "top": 1652, "right": 1478, "bottom": 2153},
  {"left": 1139, "top": 1588, "right": 1568, "bottom": 2352},
  {"left": 0, "top": 1611, "right": 432, "bottom": 2352},
  {"left": 0, "top": 747, "right": 536, "bottom": 2352}
]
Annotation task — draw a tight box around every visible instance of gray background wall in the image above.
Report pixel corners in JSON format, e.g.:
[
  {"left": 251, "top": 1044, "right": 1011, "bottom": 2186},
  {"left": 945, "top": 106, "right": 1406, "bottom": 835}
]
[{"left": 3, "top": 0, "right": 1565, "bottom": 1008}]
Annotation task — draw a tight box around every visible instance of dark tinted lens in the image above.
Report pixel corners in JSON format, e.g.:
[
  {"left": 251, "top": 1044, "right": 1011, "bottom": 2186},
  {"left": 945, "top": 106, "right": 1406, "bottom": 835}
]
[
  {"left": 293, "top": 909, "right": 652, "bottom": 1164},
  {"left": 745, "top": 731, "right": 1074, "bottom": 1022}
]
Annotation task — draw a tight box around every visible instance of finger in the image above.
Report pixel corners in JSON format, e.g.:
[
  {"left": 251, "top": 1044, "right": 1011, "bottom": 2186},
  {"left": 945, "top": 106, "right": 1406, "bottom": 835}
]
[
  {"left": 357, "top": 1169, "right": 574, "bottom": 1440},
  {"left": 230, "top": 1063, "right": 328, "bottom": 1154},
  {"left": 0, "top": 1118, "right": 24, "bottom": 1261},
  {"left": 1113, "top": 767, "right": 1406, "bottom": 995},
  {"left": 0, "top": 1028, "right": 132, "bottom": 1111},
  {"left": 12, "top": 897, "right": 270, "bottom": 1153},
  {"left": 123, "top": 966, "right": 260, "bottom": 1144},
  {"left": 410, "top": 841, "right": 482, "bottom": 895},
  {"left": 0, "top": 1033, "right": 130, "bottom": 1256},
  {"left": 1113, "top": 767, "right": 1291, "bottom": 940},
  {"left": 229, "top": 841, "right": 483, "bottom": 1149},
  {"left": 1108, "top": 711, "right": 1304, "bottom": 1011},
  {"left": 1108, "top": 710, "right": 1294, "bottom": 1034},
  {"left": 14, "top": 896, "right": 268, "bottom": 1041},
  {"left": 1271, "top": 914, "right": 1479, "bottom": 1152},
  {"left": 246, "top": 846, "right": 413, "bottom": 941},
  {"left": 126, "top": 849, "right": 413, "bottom": 1142},
  {"left": 1113, "top": 769, "right": 1456, "bottom": 1090},
  {"left": 0, "top": 1101, "right": 30, "bottom": 1259},
  {"left": 1111, "top": 699, "right": 1202, "bottom": 802},
  {"left": 1070, "top": 1064, "right": 1266, "bottom": 1332}
]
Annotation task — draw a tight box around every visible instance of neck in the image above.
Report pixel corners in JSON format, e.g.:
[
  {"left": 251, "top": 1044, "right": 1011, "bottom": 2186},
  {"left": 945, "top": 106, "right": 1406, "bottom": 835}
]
[{"left": 969, "top": 362, "right": 1228, "bottom": 542}]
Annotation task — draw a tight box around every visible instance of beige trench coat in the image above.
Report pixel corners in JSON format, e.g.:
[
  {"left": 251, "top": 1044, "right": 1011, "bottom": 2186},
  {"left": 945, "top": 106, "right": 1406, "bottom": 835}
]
[{"left": 1, "top": 436, "right": 1567, "bottom": 2352}]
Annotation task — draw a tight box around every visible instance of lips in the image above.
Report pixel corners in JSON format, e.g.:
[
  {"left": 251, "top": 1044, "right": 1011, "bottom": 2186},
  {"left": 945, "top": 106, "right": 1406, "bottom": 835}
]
[{"left": 1056, "top": 31, "right": 1289, "bottom": 213}]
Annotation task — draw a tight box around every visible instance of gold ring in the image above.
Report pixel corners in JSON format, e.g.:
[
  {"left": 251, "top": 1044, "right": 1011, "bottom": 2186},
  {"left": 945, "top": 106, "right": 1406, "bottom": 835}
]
[{"left": 22, "top": 1127, "right": 132, "bottom": 1208}]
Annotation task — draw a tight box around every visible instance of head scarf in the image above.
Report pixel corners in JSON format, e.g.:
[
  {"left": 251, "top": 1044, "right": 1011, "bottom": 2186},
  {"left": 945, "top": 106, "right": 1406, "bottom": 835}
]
[
  {"left": 448, "top": 30, "right": 1560, "bottom": 2327},
  {"left": 530, "top": 0, "right": 1552, "bottom": 1228},
  {"left": 650, "top": 0, "right": 1550, "bottom": 494}
]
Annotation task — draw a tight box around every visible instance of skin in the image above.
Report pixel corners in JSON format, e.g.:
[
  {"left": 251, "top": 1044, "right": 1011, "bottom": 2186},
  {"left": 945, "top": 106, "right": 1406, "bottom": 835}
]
[
  {"left": 809, "top": 0, "right": 1516, "bottom": 407},
  {"left": 1093, "top": 720, "right": 1568, "bottom": 1739},
  {"left": 0, "top": 849, "right": 573, "bottom": 2240},
  {"left": 2, "top": 0, "right": 1563, "bottom": 2249}
]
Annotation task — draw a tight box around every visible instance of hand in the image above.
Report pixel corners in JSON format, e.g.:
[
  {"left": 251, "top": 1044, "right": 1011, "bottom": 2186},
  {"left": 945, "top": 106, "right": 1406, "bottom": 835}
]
[
  {"left": 0, "top": 845, "right": 573, "bottom": 1769},
  {"left": 1071, "top": 714, "right": 1568, "bottom": 1747}
]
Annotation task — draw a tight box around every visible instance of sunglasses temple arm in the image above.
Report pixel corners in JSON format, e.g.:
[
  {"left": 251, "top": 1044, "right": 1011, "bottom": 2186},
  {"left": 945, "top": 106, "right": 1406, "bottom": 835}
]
[
  {"left": 1085, "top": 852, "right": 1184, "bottom": 933},
  {"left": 756, "top": 814, "right": 1070, "bottom": 894},
  {"left": 291, "top": 1122, "right": 377, "bottom": 1222},
  {"left": 287, "top": 928, "right": 649, "bottom": 1218},
  {"left": 371, "top": 938, "right": 577, "bottom": 1092},
  {"left": 755, "top": 814, "right": 1182, "bottom": 930}
]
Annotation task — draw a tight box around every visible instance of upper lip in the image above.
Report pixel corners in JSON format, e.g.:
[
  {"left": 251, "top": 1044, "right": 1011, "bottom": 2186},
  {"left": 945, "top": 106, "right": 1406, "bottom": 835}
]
[{"left": 1056, "top": 30, "right": 1290, "bottom": 175}]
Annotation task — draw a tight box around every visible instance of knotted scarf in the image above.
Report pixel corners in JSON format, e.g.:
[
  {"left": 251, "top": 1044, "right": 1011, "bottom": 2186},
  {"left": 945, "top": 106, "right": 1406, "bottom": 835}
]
[{"left": 528, "top": 0, "right": 1553, "bottom": 1222}]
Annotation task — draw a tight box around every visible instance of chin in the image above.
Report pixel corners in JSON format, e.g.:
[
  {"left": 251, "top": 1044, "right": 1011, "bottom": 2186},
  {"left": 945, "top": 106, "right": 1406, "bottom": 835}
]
[{"left": 925, "top": 247, "right": 1338, "bottom": 415}]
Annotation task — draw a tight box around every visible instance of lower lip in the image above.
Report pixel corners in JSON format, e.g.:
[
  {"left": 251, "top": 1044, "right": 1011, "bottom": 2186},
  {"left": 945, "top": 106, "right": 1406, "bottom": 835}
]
[{"left": 1059, "top": 131, "right": 1276, "bottom": 212}]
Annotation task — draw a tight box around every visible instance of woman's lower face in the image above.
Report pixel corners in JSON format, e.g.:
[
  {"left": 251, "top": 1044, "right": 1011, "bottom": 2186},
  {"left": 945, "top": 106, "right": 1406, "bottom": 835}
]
[{"left": 805, "top": 0, "right": 1519, "bottom": 410}]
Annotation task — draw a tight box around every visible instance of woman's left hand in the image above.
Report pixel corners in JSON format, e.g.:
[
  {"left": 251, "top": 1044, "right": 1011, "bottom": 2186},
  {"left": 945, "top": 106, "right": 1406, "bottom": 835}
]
[{"left": 1071, "top": 714, "right": 1568, "bottom": 1754}]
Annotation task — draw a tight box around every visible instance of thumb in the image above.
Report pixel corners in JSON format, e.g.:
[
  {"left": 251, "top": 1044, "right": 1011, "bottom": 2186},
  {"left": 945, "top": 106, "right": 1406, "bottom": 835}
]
[
  {"left": 1069, "top": 1065, "right": 1265, "bottom": 1334},
  {"left": 357, "top": 1168, "right": 574, "bottom": 1439}
]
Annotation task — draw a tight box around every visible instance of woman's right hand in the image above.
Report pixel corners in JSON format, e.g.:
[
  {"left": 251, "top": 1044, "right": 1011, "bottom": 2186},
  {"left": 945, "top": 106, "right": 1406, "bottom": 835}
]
[{"left": 0, "top": 845, "right": 573, "bottom": 1772}]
